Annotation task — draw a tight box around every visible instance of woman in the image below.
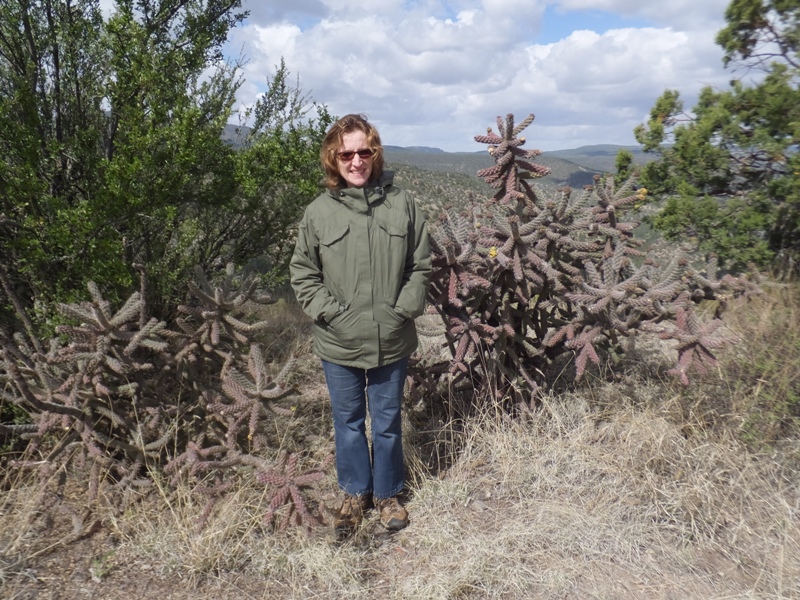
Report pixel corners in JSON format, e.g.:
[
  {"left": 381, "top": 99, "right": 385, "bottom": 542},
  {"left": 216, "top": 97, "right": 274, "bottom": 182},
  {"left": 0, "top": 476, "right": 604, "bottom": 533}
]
[{"left": 290, "top": 114, "right": 431, "bottom": 534}]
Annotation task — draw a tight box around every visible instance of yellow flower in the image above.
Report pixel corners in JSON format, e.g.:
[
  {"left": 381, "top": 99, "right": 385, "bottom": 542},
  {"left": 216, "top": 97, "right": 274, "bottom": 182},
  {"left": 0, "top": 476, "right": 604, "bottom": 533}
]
[{"left": 489, "top": 246, "right": 498, "bottom": 258}]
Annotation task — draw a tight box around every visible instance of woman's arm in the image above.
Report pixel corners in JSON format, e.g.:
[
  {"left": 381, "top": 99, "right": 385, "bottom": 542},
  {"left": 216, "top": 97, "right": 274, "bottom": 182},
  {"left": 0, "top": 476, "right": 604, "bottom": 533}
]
[
  {"left": 289, "top": 211, "right": 342, "bottom": 323},
  {"left": 393, "top": 193, "right": 432, "bottom": 320}
]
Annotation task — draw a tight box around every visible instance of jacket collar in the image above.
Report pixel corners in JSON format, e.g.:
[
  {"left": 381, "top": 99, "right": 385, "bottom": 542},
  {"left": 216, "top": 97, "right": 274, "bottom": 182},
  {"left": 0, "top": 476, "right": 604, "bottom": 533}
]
[{"left": 329, "top": 171, "right": 395, "bottom": 214}]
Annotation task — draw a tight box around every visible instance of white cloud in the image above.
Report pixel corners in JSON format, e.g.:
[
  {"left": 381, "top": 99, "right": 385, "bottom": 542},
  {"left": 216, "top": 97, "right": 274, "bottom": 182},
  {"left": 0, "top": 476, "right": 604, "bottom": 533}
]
[
  {"left": 250, "top": 22, "right": 302, "bottom": 59},
  {"left": 227, "top": 0, "right": 733, "bottom": 151},
  {"left": 502, "top": 25, "right": 730, "bottom": 149}
]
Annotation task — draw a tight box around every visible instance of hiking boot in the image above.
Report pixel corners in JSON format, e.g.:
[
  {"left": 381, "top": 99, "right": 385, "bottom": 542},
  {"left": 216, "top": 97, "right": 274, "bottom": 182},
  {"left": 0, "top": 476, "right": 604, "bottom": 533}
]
[
  {"left": 376, "top": 496, "right": 409, "bottom": 531},
  {"left": 333, "top": 494, "right": 372, "bottom": 534}
]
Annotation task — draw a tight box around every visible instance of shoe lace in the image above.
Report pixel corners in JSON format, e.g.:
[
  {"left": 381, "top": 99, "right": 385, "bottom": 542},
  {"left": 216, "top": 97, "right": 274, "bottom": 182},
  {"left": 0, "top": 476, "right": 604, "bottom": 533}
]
[{"left": 341, "top": 495, "right": 367, "bottom": 514}]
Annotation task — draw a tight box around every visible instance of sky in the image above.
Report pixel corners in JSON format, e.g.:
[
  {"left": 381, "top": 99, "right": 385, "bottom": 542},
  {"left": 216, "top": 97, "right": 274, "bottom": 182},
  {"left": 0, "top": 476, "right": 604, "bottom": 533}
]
[{"left": 106, "top": 0, "right": 740, "bottom": 152}]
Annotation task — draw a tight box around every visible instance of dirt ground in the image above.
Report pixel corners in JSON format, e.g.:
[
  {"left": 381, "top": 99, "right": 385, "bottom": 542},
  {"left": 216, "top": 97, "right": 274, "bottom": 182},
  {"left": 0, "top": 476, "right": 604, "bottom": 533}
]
[{"left": 2, "top": 484, "right": 401, "bottom": 600}]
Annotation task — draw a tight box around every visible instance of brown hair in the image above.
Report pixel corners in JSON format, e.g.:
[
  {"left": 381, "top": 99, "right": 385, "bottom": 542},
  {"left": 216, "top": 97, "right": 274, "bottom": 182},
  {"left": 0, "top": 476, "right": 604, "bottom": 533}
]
[{"left": 320, "top": 113, "right": 384, "bottom": 190}]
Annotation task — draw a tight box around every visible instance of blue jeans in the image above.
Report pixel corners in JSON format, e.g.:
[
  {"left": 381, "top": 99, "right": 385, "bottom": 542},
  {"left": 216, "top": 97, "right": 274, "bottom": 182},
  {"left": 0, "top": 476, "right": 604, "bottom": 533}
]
[{"left": 321, "top": 357, "right": 408, "bottom": 499}]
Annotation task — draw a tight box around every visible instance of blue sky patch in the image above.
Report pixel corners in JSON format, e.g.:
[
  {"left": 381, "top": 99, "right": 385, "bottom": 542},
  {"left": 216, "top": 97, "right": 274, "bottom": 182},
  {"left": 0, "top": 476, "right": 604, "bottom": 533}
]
[{"left": 537, "top": 6, "right": 656, "bottom": 44}]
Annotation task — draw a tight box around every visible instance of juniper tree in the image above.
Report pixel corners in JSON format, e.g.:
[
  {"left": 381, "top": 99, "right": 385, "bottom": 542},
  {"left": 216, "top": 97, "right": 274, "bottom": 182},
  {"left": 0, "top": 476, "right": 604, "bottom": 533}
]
[
  {"left": 634, "top": 0, "right": 800, "bottom": 276},
  {"left": 0, "top": 0, "right": 329, "bottom": 325}
]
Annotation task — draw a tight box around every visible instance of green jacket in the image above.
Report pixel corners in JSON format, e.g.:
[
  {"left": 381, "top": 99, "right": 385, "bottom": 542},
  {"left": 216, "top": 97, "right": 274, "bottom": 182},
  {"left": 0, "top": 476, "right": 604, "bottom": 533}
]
[{"left": 290, "top": 171, "right": 431, "bottom": 369}]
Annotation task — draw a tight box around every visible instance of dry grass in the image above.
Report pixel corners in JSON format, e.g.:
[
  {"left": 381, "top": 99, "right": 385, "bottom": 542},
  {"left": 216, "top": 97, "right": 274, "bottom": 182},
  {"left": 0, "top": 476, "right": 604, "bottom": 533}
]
[
  {"left": 2, "top": 284, "right": 799, "bottom": 599},
  {"left": 406, "top": 397, "right": 799, "bottom": 599},
  {"left": 719, "top": 282, "right": 800, "bottom": 452}
]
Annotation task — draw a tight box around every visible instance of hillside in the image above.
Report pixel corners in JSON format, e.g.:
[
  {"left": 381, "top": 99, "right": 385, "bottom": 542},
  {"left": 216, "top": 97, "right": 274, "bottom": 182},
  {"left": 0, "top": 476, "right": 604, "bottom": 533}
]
[
  {"left": 2, "top": 136, "right": 798, "bottom": 599},
  {"left": 3, "top": 285, "right": 798, "bottom": 600},
  {"left": 547, "top": 144, "right": 652, "bottom": 172},
  {"left": 224, "top": 123, "right": 646, "bottom": 193},
  {"left": 385, "top": 143, "right": 651, "bottom": 179},
  {"left": 383, "top": 145, "right": 627, "bottom": 219},
  {"left": 384, "top": 148, "right": 605, "bottom": 191},
  {"left": 5, "top": 127, "right": 796, "bottom": 600}
]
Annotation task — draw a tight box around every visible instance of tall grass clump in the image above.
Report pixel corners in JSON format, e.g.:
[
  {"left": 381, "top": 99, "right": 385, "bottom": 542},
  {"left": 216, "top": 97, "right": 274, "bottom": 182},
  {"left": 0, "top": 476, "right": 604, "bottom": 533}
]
[{"left": 671, "top": 281, "right": 800, "bottom": 458}]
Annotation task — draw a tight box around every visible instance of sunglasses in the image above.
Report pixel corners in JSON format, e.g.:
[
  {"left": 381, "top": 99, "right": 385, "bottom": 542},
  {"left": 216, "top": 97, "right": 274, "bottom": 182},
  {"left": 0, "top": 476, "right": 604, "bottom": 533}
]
[{"left": 337, "top": 148, "right": 374, "bottom": 162}]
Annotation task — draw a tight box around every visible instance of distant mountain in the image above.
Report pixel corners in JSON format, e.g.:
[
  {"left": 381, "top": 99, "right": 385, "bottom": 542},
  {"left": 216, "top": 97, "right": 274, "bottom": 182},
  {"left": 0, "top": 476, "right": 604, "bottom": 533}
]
[
  {"left": 383, "top": 149, "right": 601, "bottom": 219},
  {"left": 382, "top": 143, "right": 656, "bottom": 193},
  {"left": 216, "top": 123, "right": 656, "bottom": 220},
  {"left": 222, "top": 123, "right": 251, "bottom": 148},
  {"left": 384, "top": 145, "right": 446, "bottom": 154},
  {"left": 219, "top": 123, "right": 651, "bottom": 189},
  {"left": 547, "top": 144, "right": 652, "bottom": 173},
  {"left": 383, "top": 148, "right": 606, "bottom": 190}
]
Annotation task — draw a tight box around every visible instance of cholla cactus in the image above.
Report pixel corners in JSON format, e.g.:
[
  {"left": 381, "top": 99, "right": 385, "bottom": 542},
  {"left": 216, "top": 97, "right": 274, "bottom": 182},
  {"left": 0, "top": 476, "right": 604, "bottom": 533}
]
[
  {"left": 419, "top": 112, "right": 755, "bottom": 407},
  {"left": 170, "top": 263, "right": 272, "bottom": 364},
  {"left": 212, "top": 344, "right": 298, "bottom": 450},
  {"left": 475, "top": 113, "right": 552, "bottom": 205},
  {"left": 257, "top": 451, "right": 334, "bottom": 531},
  {"left": 0, "top": 265, "right": 332, "bottom": 531}
]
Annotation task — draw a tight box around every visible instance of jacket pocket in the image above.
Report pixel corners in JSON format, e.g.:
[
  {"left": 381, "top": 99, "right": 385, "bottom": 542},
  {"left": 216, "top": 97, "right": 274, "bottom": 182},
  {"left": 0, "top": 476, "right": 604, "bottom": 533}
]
[
  {"left": 375, "top": 218, "right": 409, "bottom": 300},
  {"left": 315, "top": 302, "right": 361, "bottom": 352},
  {"left": 376, "top": 219, "right": 407, "bottom": 243},
  {"left": 320, "top": 223, "right": 350, "bottom": 249},
  {"left": 319, "top": 223, "right": 351, "bottom": 303},
  {"left": 375, "top": 298, "right": 407, "bottom": 327}
]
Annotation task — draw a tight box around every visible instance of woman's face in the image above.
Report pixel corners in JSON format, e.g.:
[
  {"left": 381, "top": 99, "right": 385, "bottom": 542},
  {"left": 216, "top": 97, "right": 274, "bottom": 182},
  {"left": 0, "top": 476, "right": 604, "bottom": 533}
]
[{"left": 337, "top": 130, "right": 373, "bottom": 188}]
